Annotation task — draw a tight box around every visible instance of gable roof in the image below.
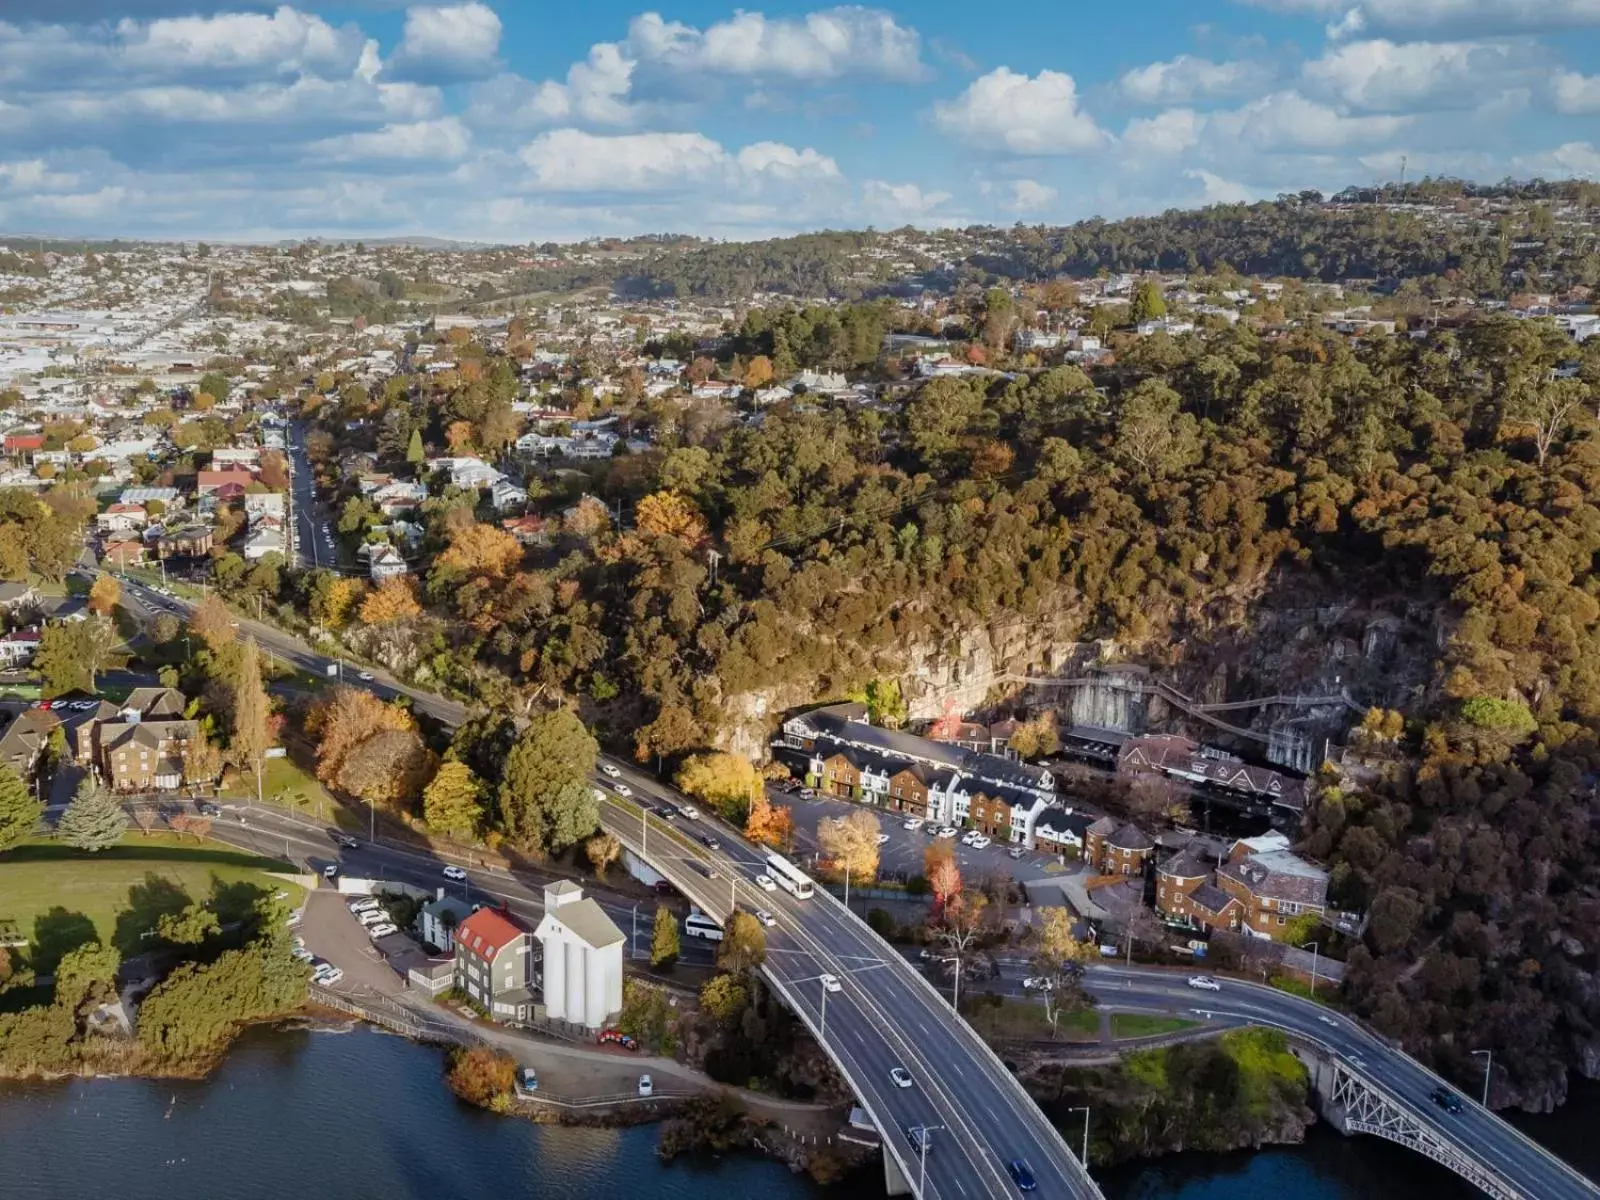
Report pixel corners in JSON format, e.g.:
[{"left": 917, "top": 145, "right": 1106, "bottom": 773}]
[
  {"left": 455, "top": 907, "right": 528, "bottom": 958},
  {"left": 541, "top": 897, "right": 624, "bottom": 950}
]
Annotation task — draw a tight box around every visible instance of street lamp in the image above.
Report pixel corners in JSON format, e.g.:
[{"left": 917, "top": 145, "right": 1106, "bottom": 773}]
[
  {"left": 630, "top": 903, "right": 639, "bottom": 961},
  {"left": 910, "top": 1124, "right": 945, "bottom": 1194},
  {"left": 1471, "top": 1049, "right": 1492, "bottom": 1107},
  {"left": 819, "top": 976, "right": 829, "bottom": 1040},
  {"left": 1067, "top": 1105, "right": 1090, "bottom": 1166},
  {"left": 1305, "top": 941, "right": 1320, "bottom": 996}
]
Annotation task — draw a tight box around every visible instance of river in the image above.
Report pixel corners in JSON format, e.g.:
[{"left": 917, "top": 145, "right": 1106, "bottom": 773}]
[{"left": 0, "top": 1024, "right": 1594, "bottom": 1200}]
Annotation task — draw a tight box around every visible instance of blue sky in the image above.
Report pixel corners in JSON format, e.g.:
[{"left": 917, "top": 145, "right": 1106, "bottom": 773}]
[{"left": 2, "top": 0, "right": 1599, "bottom": 241}]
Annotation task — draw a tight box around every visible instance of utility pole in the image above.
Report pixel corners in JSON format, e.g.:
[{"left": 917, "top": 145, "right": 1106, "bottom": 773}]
[
  {"left": 1471, "top": 1049, "right": 1492, "bottom": 1107},
  {"left": 1306, "top": 941, "right": 1320, "bottom": 996},
  {"left": 819, "top": 977, "right": 828, "bottom": 1039},
  {"left": 1067, "top": 1106, "right": 1090, "bottom": 1166},
  {"left": 630, "top": 903, "right": 638, "bottom": 961}
]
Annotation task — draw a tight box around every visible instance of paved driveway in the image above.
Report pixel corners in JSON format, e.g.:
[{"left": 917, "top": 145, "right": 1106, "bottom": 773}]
[{"left": 298, "top": 888, "right": 411, "bottom": 995}]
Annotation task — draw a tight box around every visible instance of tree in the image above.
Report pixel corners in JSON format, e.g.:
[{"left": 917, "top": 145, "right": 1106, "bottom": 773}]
[
  {"left": 36, "top": 619, "right": 117, "bottom": 696},
  {"left": 817, "top": 809, "right": 881, "bottom": 881},
  {"left": 358, "top": 575, "right": 421, "bottom": 626},
  {"left": 312, "top": 687, "right": 418, "bottom": 787},
  {"left": 157, "top": 903, "right": 220, "bottom": 946},
  {"left": 152, "top": 612, "right": 181, "bottom": 644},
  {"left": 743, "top": 790, "right": 794, "bottom": 851},
  {"left": 231, "top": 638, "right": 271, "bottom": 806},
  {"left": 498, "top": 709, "right": 600, "bottom": 853},
  {"left": 700, "top": 973, "right": 750, "bottom": 1024},
  {"left": 650, "top": 905, "right": 680, "bottom": 967},
  {"left": 406, "top": 427, "right": 425, "bottom": 469},
  {"left": 634, "top": 490, "right": 708, "bottom": 546},
  {"left": 188, "top": 593, "right": 236, "bottom": 653},
  {"left": 0, "top": 764, "right": 41, "bottom": 851},
  {"left": 744, "top": 355, "right": 774, "bottom": 390},
  {"left": 56, "top": 777, "right": 127, "bottom": 852},
  {"left": 717, "top": 911, "right": 768, "bottom": 974},
  {"left": 675, "top": 752, "right": 762, "bottom": 822},
  {"left": 1113, "top": 380, "right": 1200, "bottom": 481},
  {"left": 54, "top": 941, "right": 120, "bottom": 1015},
  {"left": 1504, "top": 377, "right": 1587, "bottom": 468},
  {"left": 585, "top": 831, "right": 621, "bottom": 880},
  {"left": 183, "top": 730, "right": 223, "bottom": 790},
  {"left": 338, "top": 728, "right": 434, "bottom": 812},
  {"left": 422, "top": 760, "right": 484, "bottom": 839},
  {"left": 445, "top": 1045, "right": 517, "bottom": 1108},
  {"left": 925, "top": 842, "right": 962, "bottom": 914},
  {"left": 1129, "top": 280, "right": 1168, "bottom": 325},
  {"left": 906, "top": 377, "right": 984, "bottom": 464},
  {"left": 435, "top": 524, "right": 523, "bottom": 581},
  {"left": 1008, "top": 714, "right": 1059, "bottom": 759},
  {"left": 1032, "top": 907, "right": 1090, "bottom": 1034},
  {"left": 931, "top": 891, "right": 988, "bottom": 1005},
  {"left": 87, "top": 574, "right": 119, "bottom": 616}
]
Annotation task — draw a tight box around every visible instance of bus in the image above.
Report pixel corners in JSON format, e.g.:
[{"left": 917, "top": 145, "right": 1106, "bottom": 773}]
[
  {"left": 765, "top": 853, "right": 815, "bottom": 900},
  {"left": 684, "top": 911, "right": 724, "bottom": 942}
]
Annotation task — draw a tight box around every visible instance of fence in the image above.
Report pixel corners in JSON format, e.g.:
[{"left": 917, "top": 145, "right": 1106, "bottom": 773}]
[{"left": 309, "top": 984, "right": 478, "bottom": 1048}]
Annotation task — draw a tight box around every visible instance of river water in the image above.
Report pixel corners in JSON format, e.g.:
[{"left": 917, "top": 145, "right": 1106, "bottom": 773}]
[{"left": 0, "top": 1024, "right": 1593, "bottom": 1200}]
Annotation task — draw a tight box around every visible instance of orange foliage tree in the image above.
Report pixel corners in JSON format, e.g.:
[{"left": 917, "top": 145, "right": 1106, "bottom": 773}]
[
  {"left": 634, "top": 490, "right": 708, "bottom": 546},
  {"left": 359, "top": 575, "right": 421, "bottom": 625},
  {"left": 311, "top": 686, "right": 418, "bottom": 789},
  {"left": 744, "top": 790, "right": 794, "bottom": 851},
  {"left": 925, "top": 842, "right": 962, "bottom": 915},
  {"left": 436, "top": 524, "right": 524, "bottom": 580}
]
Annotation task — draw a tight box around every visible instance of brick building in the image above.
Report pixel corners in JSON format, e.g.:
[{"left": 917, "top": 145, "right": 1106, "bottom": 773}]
[{"left": 1083, "top": 816, "right": 1155, "bottom": 875}]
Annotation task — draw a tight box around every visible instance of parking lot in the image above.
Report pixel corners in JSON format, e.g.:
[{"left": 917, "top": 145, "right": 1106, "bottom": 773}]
[
  {"left": 295, "top": 888, "right": 423, "bottom": 996},
  {"left": 774, "top": 787, "right": 1075, "bottom": 885}
]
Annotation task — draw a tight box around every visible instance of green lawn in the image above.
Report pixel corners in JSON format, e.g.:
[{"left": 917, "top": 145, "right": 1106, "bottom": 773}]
[
  {"left": 962, "top": 996, "right": 1101, "bottom": 1042},
  {"left": 0, "top": 834, "right": 302, "bottom": 970},
  {"left": 1111, "top": 1013, "right": 1200, "bottom": 1039},
  {"left": 225, "top": 751, "right": 356, "bottom": 831}
]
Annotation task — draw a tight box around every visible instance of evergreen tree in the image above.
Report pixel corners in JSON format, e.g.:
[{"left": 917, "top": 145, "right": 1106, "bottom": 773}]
[
  {"left": 406, "top": 427, "right": 425, "bottom": 470},
  {"left": 57, "top": 776, "right": 127, "bottom": 852},
  {"left": 231, "top": 638, "right": 271, "bottom": 805},
  {"left": 0, "top": 764, "right": 40, "bottom": 851},
  {"left": 650, "top": 905, "right": 680, "bottom": 968}
]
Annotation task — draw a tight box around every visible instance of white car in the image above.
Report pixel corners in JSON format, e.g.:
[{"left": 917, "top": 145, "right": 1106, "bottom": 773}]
[
  {"left": 601, "top": 764, "right": 621, "bottom": 778},
  {"left": 902, "top": 818, "right": 923, "bottom": 832},
  {"left": 819, "top": 973, "right": 842, "bottom": 993},
  {"left": 1187, "top": 975, "right": 1222, "bottom": 992},
  {"left": 889, "top": 1067, "right": 914, "bottom": 1089},
  {"left": 367, "top": 923, "right": 399, "bottom": 940},
  {"left": 356, "top": 909, "right": 387, "bottom": 927},
  {"left": 323, "top": 863, "right": 340, "bottom": 879},
  {"left": 960, "top": 831, "right": 979, "bottom": 846},
  {"left": 348, "top": 898, "right": 381, "bottom": 913},
  {"left": 754, "top": 874, "right": 777, "bottom": 892},
  {"left": 611, "top": 783, "right": 633, "bottom": 797},
  {"left": 291, "top": 947, "right": 314, "bottom": 963},
  {"left": 1022, "top": 976, "right": 1054, "bottom": 992},
  {"left": 937, "top": 826, "right": 958, "bottom": 839},
  {"left": 970, "top": 835, "right": 992, "bottom": 849},
  {"left": 312, "top": 964, "right": 342, "bottom": 985},
  {"left": 442, "top": 865, "right": 468, "bottom": 882},
  {"left": 1318, "top": 1015, "right": 1338, "bottom": 1027},
  {"left": 753, "top": 909, "right": 777, "bottom": 928},
  {"left": 358, "top": 671, "right": 374, "bottom": 682},
  {"left": 876, "top": 833, "right": 890, "bottom": 845},
  {"left": 638, "top": 1074, "right": 653, "bottom": 1097},
  {"left": 677, "top": 804, "right": 700, "bottom": 820}
]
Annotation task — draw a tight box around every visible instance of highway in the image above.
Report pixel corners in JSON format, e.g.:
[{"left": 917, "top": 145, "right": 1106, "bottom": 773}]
[{"left": 596, "top": 757, "right": 1099, "bottom": 1200}]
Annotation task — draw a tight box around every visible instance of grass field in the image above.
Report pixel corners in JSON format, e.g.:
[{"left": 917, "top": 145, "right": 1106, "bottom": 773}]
[
  {"left": 223, "top": 751, "right": 354, "bottom": 829},
  {"left": 962, "top": 995, "right": 1102, "bottom": 1042},
  {"left": 1111, "top": 1013, "right": 1200, "bottom": 1039},
  {"left": 0, "top": 834, "right": 302, "bottom": 970}
]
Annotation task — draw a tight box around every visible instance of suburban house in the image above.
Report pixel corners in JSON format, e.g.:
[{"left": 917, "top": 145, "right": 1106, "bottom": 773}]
[
  {"left": 196, "top": 467, "right": 258, "bottom": 496},
  {"left": 1083, "top": 816, "right": 1155, "bottom": 875},
  {"left": 453, "top": 906, "right": 536, "bottom": 1024},
  {"left": 1156, "top": 847, "right": 1243, "bottom": 933},
  {"left": 96, "top": 503, "right": 148, "bottom": 533},
  {"left": 418, "top": 889, "right": 477, "bottom": 954},
  {"left": 0, "top": 706, "right": 60, "bottom": 780},
  {"left": 104, "top": 540, "right": 149, "bottom": 568},
  {"left": 534, "top": 881, "right": 624, "bottom": 1030},
  {"left": 0, "top": 627, "right": 40, "bottom": 666},
  {"left": 1216, "top": 832, "right": 1329, "bottom": 938},
  {"left": 786, "top": 702, "right": 1055, "bottom": 843},
  {"left": 158, "top": 526, "right": 213, "bottom": 559},
  {"left": 1032, "top": 807, "right": 1093, "bottom": 857},
  {"left": 0, "top": 582, "right": 38, "bottom": 618},
  {"left": 368, "top": 543, "right": 408, "bottom": 582},
  {"left": 969, "top": 791, "right": 1014, "bottom": 839}
]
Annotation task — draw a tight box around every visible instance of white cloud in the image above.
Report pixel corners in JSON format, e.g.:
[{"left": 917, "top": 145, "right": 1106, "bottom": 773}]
[
  {"left": 1123, "top": 109, "right": 1207, "bottom": 157},
  {"left": 517, "top": 129, "right": 838, "bottom": 194},
  {"left": 19, "top": 77, "right": 440, "bottom": 128},
  {"left": 1552, "top": 71, "right": 1600, "bottom": 114},
  {"left": 388, "top": 2, "right": 502, "bottom": 81},
  {"left": 1512, "top": 141, "right": 1600, "bottom": 176},
  {"left": 1185, "top": 169, "right": 1257, "bottom": 204},
  {"left": 116, "top": 7, "right": 364, "bottom": 75},
  {"left": 0, "top": 159, "right": 79, "bottom": 192},
  {"left": 861, "top": 180, "right": 952, "bottom": 222},
  {"left": 735, "top": 142, "right": 840, "bottom": 178},
  {"left": 1303, "top": 38, "right": 1525, "bottom": 110},
  {"left": 1240, "top": 0, "right": 1600, "bottom": 35},
  {"left": 932, "top": 68, "right": 1107, "bottom": 155},
  {"left": 309, "top": 116, "right": 471, "bottom": 162},
  {"left": 1001, "top": 179, "right": 1057, "bottom": 213},
  {"left": 625, "top": 7, "right": 925, "bottom": 82},
  {"left": 1207, "top": 90, "right": 1410, "bottom": 151},
  {"left": 1119, "top": 55, "right": 1273, "bottom": 105},
  {"left": 489, "top": 44, "right": 639, "bottom": 126}
]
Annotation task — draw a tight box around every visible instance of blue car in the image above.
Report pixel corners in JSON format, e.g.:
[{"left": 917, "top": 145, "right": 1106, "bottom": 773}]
[{"left": 1007, "top": 1160, "right": 1037, "bottom": 1192}]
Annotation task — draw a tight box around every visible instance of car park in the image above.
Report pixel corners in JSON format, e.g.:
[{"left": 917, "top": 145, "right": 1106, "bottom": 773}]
[
  {"left": 753, "top": 909, "right": 776, "bottom": 927},
  {"left": 1187, "top": 975, "right": 1222, "bottom": 991},
  {"left": 1431, "top": 1087, "right": 1463, "bottom": 1114},
  {"left": 442, "top": 865, "right": 468, "bottom": 882},
  {"left": 1007, "top": 1160, "right": 1038, "bottom": 1192},
  {"left": 349, "top": 897, "right": 381, "bottom": 913},
  {"left": 638, "top": 1074, "right": 653, "bottom": 1097},
  {"left": 889, "top": 1067, "right": 913, "bottom": 1089},
  {"left": 754, "top": 874, "right": 776, "bottom": 891},
  {"left": 356, "top": 909, "right": 387, "bottom": 926},
  {"left": 819, "top": 973, "right": 842, "bottom": 993}
]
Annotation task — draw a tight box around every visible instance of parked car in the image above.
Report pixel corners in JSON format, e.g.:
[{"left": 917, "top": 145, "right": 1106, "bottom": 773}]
[
  {"left": 291, "top": 947, "right": 314, "bottom": 963},
  {"left": 1187, "top": 975, "right": 1222, "bottom": 992},
  {"left": 358, "top": 671, "right": 374, "bottom": 682},
  {"left": 798, "top": 788, "right": 815, "bottom": 799},
  {"left": 356, "top": 909, "right": 387, "bottom": 927},
  {"left": 754, "top": 874, "right": 776, "bottom": 892},
  {"left": 889, "top": 1067, "right": 913, "bottom": 1089},
  {"left": 876, "top": 833, "right": 890, "bottom": 845},
  {"left": 323, "top": 864, "right": 339, "bottom": 879},
  {"left": 638, "top": 1074, "right": 653, "bottom": 1097},
  {"left": 960, "top": 831, "right": 979, "bottom": 846},
  {"left": 601, "top": 764, "right": 621, "bottom": 778},
  {"left": 937, "top": 826, "right": 958, "bottom": 839},
  {"left": 367, "top": 923, "right": 398, "bottom": 939},
  {"left": 348, "top": 897, "right": 381, "bottom": 913},
  {"left": 442, "top": 865, "right": 468, "bottom": 882},
  {"left": 819, "top": 973, "right": 842, "bottom": 993},
  {"left": 1431, "top": 1088, "right": 1463, "bottom": 1114},
  {"left": 902, "top": 818, "right": 923, "bottom": 832},
  {"left": 519, "top": 1068, "right": 538, "bottom": 1093},
  {"left": 970, "top": 835, "right": 991, "bottom": 849},
  {"left": 753, "top": 909, "right": 777, "bottom": 927},
  {"left": 1008, "top": 846, "right": 1026, "bottom": 859},
  {"left": 1007, "top": 1160, "right": 1038, "bottom": 1192}
]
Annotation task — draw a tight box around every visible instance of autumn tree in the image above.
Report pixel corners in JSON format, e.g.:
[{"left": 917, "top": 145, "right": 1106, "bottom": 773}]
[
  {"left": 188, "top": 593, "right": 237, "bottom": 653},
  {"left": 925, "top": 842, "right": 962, "bottom": 914},
  {"left": 717, "top": 910, "right": 767, "bottom": 974},
  {"left": 358, "top": 575, "right": 421, "bottom": 625},
  {"left": 675, "top": 751, "right": 762, "bottom": 822},
  {"left": 422, "top": 759, "right": 484, "bottom": 839},
  {"left": 931, "top": 891, "right": 988, "bottom": 1005},
  {"left": 650, "top": 905, "right": 680, "bottom": 967},
  {"left": 183, "top": 730, "right": 223, "bottom": 789},
  {"left": 634, "top": 490, "right": 708, "bottom": 546},
  {"left": 585, "top": 831, "right": 621, "bottom": 880},
  {"left": 337, "top": 728, "right": 434, "bottom": 812},
  {"left": 231, "top": 638, "right": 271, "bottom": 805},
  {"left": 817, "top": 809, "right": 881, "bottom": 881},
  {"left": 743, "top": 790, "right": 794, "bottom": 851},
  {"left": 87, "top": 574, "right": 119, "bottom": 616},
  {"left": 744, "top": 355, "right": 774, "bottom": 390},
  {"left": 435, "top": 523, "right": 523, "bottom": 580},
  {"left": 1032, "top": 907, "right": 1090, "bottom": 1033},
  {"left": 1008, "top": 714, "right": 1059, "bottom": 759},
  {"left": 700, "top": 973, "right": 749, "bottom": 1024},
  {"left": 312, "top": 687, "right": 418, "bottom": 788},
  {"left": 56, "top": 776, "right": 127, "bottom": 852}
]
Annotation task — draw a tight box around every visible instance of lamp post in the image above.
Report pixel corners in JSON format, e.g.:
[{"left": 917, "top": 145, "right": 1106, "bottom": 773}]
[
  {"left": 1067, "top": 1105, "right": 1090, "bottom": 1166},
  {"left": 1305, "top": 941, "right": 1320, "bottom": 996},
  {"left": 1471, "top": 1049, "right": 1492, "bottom": 1107},
  {"left": 912, "top": 1124, "right": 945, "bottom": 1194},
  {"left": 844, "top": 861, "right": 851, "bottom": 910},
  {"left": 630, "top": 903, "right": 639, "bottom": 961},
  {"left": 819, "top": 976, "right": 828, "bottom": 1040}
]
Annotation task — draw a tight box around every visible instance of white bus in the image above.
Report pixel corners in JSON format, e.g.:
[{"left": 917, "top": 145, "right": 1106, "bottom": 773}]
[
  {"left": 765, "top": 853, "right": 815, "bottom": 900},
  {"left": 684, "top": 911, "right": 724, "bottom": 942}
]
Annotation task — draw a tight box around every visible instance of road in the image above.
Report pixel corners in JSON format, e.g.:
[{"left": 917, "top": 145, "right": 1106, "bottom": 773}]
[
  {"left": 286, "top": 420, "right": 337, "bottom": 570},
  {"left": 595, "top": 757, "right": 1098, "bottom": 1200}
]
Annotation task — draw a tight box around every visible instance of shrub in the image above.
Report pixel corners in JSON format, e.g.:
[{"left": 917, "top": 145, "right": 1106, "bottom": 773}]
[{"left": 445, "top": 1045, "right": 517, "bottom": 1108}]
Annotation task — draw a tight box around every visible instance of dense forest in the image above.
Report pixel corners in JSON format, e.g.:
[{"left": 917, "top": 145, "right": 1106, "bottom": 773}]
[{"left": 297, "top": 303, "right": 1600, "bottom": 1107}]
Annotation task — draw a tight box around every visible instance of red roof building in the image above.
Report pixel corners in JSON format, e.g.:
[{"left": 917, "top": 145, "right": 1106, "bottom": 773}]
[
  {"left": 196, "top": 467, "right": 257, "bottom": 495},
  {"left": 4, "top": 434, "right": 44, "bottom": 455},
  {"left": 453, "top": 907, "right": 535, "bottom": 1023}
]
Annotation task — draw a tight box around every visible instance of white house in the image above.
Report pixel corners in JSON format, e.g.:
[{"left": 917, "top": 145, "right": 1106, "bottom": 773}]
[
  {"left": 368, "top": 543, "right": 409, "bottom": 582},
  {"left": 417, "top": 889, "right": 477, "bottom": 954},
  {"left": 534, "top": 881, "right": 624, "bottom": 1030}
]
